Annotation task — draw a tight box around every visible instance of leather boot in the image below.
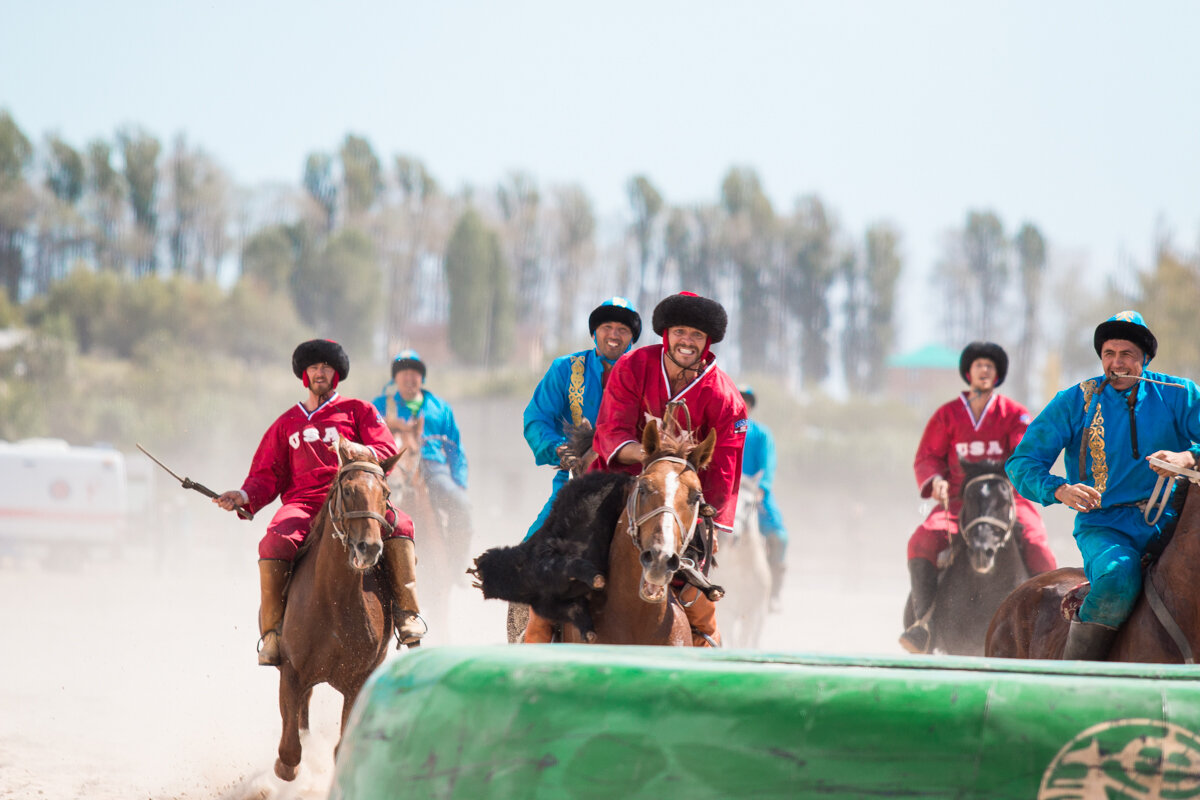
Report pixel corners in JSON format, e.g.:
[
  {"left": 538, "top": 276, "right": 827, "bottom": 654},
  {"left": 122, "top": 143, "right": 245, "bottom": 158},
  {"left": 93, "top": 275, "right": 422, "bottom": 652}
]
[
  {"left": 522, "top": 608, "right": 555, "bottom": 644},
  {"left": 1062, "top": 619, "right": 1118, "bottom": 661},
  {"left": 899, "top": 558, "right": 939, "bottom": 654},
  {"left": 382, "top": 537, "right": 425, "bottom": 646},
  {"left": 682, "top": 587, "right": 721, "bottom": 647},
  {"left": 258, "top": 559, "right": 290, "bottom": 666}
]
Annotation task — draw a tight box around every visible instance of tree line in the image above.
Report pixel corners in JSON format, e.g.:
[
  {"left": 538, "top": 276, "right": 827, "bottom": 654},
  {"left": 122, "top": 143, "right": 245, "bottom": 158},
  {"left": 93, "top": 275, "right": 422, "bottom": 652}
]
[{"left": 2, "top": 107, "right": 1198, "bottom": 419}]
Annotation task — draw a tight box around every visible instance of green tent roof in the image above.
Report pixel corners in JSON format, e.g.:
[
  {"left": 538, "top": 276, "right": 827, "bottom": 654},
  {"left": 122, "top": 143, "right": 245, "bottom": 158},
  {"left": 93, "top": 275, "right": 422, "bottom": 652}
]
[{"left": 887, "top": 343, "right": 961, "bottom": 369}]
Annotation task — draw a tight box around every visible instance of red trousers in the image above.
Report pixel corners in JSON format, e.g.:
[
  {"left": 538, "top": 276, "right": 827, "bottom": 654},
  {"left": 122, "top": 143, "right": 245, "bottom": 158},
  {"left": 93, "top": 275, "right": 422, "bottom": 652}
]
[
  {"left": 906, "top": 495, "right": 1057, "bottom": 574},
  {"left": 258, "top": 500, "right": 414, "bottom": 561}
]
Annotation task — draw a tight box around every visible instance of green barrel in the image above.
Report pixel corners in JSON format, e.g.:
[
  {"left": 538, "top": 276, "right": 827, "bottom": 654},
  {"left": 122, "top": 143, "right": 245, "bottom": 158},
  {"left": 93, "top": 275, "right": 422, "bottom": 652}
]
[{"left": 331, "top": 646, "right": 1200, "bottom": 799}]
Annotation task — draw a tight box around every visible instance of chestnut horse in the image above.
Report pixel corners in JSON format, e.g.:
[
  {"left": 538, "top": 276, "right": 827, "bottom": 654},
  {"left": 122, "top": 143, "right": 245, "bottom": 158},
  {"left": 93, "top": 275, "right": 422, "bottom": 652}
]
[
  {"left": 561, "top": 415, "right": 716, "bottom": 645},
  {"left": 388, "top": 416, "right": 460, "bottom": 639},
  {"left": 904, "top": 460, "right": 1028, "bottom": 656},
  {"left": 272, "top": 436, "right": 401, "bottom": 781},
  {"left": 986, "top": 476, "right": 1196, "bottom": 662}
]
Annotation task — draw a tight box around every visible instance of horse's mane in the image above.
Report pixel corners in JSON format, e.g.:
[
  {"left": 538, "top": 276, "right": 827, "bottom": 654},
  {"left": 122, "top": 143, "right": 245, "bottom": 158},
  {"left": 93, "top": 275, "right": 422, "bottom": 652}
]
[
  {"left": 300, "top": 442, "right": 384, "bottom": 556},
  {"left": 959, "top": 459, "right": 1008, "bottom": 483},
  {"left": 644, "top": 413, "right": 701, "bottom": 461}
]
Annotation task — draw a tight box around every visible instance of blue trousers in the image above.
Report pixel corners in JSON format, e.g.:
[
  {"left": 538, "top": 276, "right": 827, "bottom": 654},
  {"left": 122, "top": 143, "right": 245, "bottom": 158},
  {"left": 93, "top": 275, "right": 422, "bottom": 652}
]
[
  {"left": 525, "top": 470, "right": 570, "bottom": 541},
  {"left": 1074, "top": 505, "right": 1175, "bottom": 627}
]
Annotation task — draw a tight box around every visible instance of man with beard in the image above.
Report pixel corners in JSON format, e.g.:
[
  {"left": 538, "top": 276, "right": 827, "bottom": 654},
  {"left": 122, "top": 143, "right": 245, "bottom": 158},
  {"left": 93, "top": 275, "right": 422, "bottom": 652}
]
[
  {"left": 214, "top": 339, "right": 423, "bottom": 665},
  {"left": 518, "top": 297, "right": 641, "bottom": 643},
  {"left": 591, "top": 292, "right": 749, "bottom": 646},
  {"left": 900, "top": 341, "right": 1057, "bottom": 654},
  {"left": 1008, "top": 311, "right": 1200, "bottom": 660}
]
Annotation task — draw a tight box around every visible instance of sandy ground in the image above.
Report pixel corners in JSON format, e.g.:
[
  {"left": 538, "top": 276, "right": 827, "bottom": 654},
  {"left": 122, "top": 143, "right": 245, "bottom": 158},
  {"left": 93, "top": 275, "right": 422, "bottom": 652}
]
[{"left": 0, "top": 397, "right": 1082, "bottom": 799}]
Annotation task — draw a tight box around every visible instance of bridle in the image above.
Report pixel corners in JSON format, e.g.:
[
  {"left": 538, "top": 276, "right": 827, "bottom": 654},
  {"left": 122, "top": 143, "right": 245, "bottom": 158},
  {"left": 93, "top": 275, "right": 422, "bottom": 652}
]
[
  {"left": 625, "top": 455, "right": 702, "bottom": 558},
  {"left": 329, "top": 461, "right": 394, "bottom": 545},
  {"left": 958, "top": 472, "right": 1016, "bottom": 543}
]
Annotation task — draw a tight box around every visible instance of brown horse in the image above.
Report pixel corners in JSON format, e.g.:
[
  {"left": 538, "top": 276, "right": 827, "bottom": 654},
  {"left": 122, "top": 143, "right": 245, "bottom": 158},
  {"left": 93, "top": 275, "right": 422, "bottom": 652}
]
[
  {"left": 561, "top": 415, "right": 716, "bottom": 646},
  {"left": 272, "top": 436, "right": 401, "bottom": 781},
  {"left": 986, "top": 479, "right": 1197, "bottom": 662}
]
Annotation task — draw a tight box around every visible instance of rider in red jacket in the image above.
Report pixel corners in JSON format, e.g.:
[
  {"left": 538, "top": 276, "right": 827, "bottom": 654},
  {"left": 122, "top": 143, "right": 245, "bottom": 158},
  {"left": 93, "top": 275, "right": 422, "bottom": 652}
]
[
  {"left": 214, "top": 339, "right": 423, "bottom": 665},
  {"left": 592, "top": 292, "right": 749, "bottom": 646},
  {"left": 900, "top": 341, "right": 1057, "bottom": 653}
]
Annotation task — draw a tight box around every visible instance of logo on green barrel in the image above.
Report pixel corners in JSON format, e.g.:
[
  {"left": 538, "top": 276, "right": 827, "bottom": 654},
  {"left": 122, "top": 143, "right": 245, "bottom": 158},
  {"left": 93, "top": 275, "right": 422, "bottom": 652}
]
[{"left": 1039, "top": 719, "right": 1200, "bottom": 799}]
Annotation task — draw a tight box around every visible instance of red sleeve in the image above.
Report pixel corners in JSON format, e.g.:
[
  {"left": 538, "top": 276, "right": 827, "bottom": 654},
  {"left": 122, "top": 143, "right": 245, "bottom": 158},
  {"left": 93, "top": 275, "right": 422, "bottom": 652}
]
[
  {"left": 913, "top": 404, "right": 952, "bottom": 497},
  {"left": 702, "top": 389, "right": 747, "bottom": 530},
  {"left": 356, "top": 400, "right": 399, "bottom": 461},
  {"left": 241, "top": 417, "right": 289, "bottom": 514},
  {"left": 1005, "top": 399, "right": 1033, "bottom": 455},
  {"left": 592, "top": 352, "right": 644, "bottom": 464}
]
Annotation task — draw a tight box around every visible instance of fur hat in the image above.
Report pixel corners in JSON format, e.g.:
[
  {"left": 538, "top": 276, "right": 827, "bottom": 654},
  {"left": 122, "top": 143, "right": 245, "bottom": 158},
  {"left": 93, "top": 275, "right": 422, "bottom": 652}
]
[
  {"left": 651, "top": 292, "right": 727, "bottom": 344},
  {"left": 391, "top": 349, "right": 427, "bottom": 379},
  {"left": 959, "top": 342, "right": 1008, "bottom": 387},
  {"left": 1094, "top": 310, "right": 1157, "bottom": 362},
  {"left": 588, "top": 297, "right": 642, "bottom": 343},
  {"left": 292, "top": 339, "right": 349, "bottom": 381}
]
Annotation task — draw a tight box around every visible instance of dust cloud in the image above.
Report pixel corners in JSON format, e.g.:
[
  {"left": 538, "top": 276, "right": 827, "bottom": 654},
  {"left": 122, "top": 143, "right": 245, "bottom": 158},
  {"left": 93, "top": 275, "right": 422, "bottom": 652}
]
[{"left": 0, "top": 396, "right": 1080, "bottom": 799}]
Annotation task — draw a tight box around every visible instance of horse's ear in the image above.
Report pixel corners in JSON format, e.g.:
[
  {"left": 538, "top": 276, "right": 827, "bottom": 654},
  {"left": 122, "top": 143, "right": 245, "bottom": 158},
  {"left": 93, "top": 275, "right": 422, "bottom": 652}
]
[
  {"left": 642, "top": 418, "right": 660, "bottom": 459},
  {"left": 689, "top": 428, "right": 717, "bottom": 471},
  {"left": 331, "top": 432, "right": 347, "bottom": 465},
  {"left": 382, "top": 448, "right": 404, "bottom": 475}
]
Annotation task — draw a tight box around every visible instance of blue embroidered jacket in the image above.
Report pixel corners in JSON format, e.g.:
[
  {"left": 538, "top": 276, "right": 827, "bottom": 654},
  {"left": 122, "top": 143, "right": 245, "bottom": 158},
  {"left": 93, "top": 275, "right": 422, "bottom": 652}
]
[{"left": 371, "top": 387, "right": 468, "bottom": 488}]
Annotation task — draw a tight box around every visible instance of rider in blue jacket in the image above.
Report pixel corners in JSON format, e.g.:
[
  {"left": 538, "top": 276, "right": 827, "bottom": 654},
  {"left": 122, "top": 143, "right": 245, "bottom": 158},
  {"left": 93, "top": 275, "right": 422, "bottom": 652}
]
[
  {"left": 373, "top": 350, "right": 472, "bottom": 536},
  {"left": 739, "top": 385, "right": 789, "bottom": 611},
  {"left": 1007, "top": 311, "right": 1200, "bottom": 660},
  {"left": 522, "top": 297, "right": 642, "bottom": 540}
]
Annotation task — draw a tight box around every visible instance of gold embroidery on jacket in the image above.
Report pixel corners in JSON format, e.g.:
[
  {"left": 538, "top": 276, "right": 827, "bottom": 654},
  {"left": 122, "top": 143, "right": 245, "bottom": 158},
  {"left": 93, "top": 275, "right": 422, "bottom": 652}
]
[
  {"left": 568, "top": 355, "right": 586, "bottom": 427},
  {"left": 1080, "top": 380, "right": 1107, "bottom": 495}
]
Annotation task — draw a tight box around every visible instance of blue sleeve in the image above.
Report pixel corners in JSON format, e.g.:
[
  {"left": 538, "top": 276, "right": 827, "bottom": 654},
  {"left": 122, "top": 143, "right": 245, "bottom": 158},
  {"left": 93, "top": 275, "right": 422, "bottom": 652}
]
[
  {"left": 760, "top": 426, "right": 777, "bottom": 492},
  {"left": 1006, "top": 390, "right": 1075, "bottom": 507},
  {"left": 523, "top": 361, "right": 569, "bottom": 466},
  {"left": 372, "top": 394, "right": 386, "bottom": 416},
  {"left": 442, "top": 404, "right": 469, "bottom": 489}
]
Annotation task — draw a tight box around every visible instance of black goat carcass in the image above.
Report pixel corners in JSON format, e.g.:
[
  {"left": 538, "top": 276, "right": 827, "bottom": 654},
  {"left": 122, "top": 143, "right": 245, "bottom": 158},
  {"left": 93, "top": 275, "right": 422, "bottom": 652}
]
[{"left": 470, "top": 470, "right": 632, "bottom": 641}]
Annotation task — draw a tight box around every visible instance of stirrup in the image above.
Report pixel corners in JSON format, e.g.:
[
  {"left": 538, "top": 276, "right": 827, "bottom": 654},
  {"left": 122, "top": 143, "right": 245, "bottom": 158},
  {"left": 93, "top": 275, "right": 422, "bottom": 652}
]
[
  {"left": 692, "top": 628, "right": 721, "bottom": 648},
  {"left": 394, "top": 613, "right": 429, "bottom": 649}
]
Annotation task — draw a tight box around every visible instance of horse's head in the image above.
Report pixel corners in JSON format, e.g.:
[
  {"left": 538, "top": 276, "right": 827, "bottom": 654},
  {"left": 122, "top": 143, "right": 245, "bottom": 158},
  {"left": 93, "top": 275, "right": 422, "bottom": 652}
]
[
  {"left": 626, "top": 417, "right": 717, "bottom": 603},
  {"left": 387, "top": 415, "right": 424, "bottom": 496},
  {"left": 327, "top": 435, "right": 402, "bottom": 572},
  {"left": 958, "top": 460, "right": 1017, "bottom": 574}
]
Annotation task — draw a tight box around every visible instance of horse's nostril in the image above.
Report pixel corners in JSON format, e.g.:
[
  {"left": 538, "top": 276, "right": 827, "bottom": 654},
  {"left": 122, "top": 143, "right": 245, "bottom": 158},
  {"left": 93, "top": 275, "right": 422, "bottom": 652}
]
[
  {"left": 640, "top": 551, "right": 653, "bottom": 568},
  {"left": 667, "top": 554, "right": 680, "bottom": 572}
]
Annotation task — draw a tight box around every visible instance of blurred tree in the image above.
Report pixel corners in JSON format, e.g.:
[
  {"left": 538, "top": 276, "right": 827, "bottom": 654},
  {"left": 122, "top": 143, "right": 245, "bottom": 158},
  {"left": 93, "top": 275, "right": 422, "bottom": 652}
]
[
  {"left": 627, "top": 174, "right": 663, "bottom": 313},
  {"left": 444, "top": 207, "right": 512, "bottom": 365},
  {"left": 303, "top": 152, "right": 338, "bottom": 233},
  {"left": 164, "top": 135, "right": 231, "bottom": 280},
  {"left": 382, "top": 155, "right": 447, "bottom": 349},
  {"left": 842, "top": 223, "right": 902, "bottom": 394},
  {"left": 46, "top": 136, "right": 84, "bottom": 205},
  {"left": 85, "top": 139, "right": 125, "bottom": 273},
  {"left": 33, "top": 135, "right": 88, "bottom": 294},
  {"left": 118, "top": 128, "right": 162, "bottom": 277},
  {"left": 784, "top": 195, "right": 838, "bottom": 388},
  {"left": 1138, "top": 248, "right": 1200, "bottom": 376},
  {"left": 496, "top": 171, "right": 542, "bottom": 336},
  {"left": 937, "top": 210, "right": 1008, "bottom": 344},
  {"left": 290, "top": 228, "right": 381, "bottom": 355},
  {"left": 0, "top": 111, "right": 34, "bottom": 301},
  {"left": 1012, "top": 222, "right": 1047, "bottom": 403},
  {"left": 552, "top": 185, "right": 595, "bottom": 350},
  {"left": 340, "top": 134, "right": 382, "bottom": 217},
  {"left": 241, "top": 224, "right": 297, "bottom": 293},
  {"left": 720, "top": 167, "right": 776, "bottom": 371}
]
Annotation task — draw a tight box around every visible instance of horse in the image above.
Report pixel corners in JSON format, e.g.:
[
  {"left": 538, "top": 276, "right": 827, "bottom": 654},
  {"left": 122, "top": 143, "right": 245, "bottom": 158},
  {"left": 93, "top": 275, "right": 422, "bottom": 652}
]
[
  {"left": 902, "top": 460, "right": 1029, "bottom": 656},
  {"left": 709, "top": 475, "right": 771, "bottom": 648},
  {"left": 387, "top": 415, "right": 464, "bottom": 640},
  {"left": 986, "top": 473, "right": 1197, "bottom": 662},
  {"left": 272, "top": 435, "right": 402, "bottom": 781},
  {"left": 560, "top": 413, "right": 717, "bottom": 645}
]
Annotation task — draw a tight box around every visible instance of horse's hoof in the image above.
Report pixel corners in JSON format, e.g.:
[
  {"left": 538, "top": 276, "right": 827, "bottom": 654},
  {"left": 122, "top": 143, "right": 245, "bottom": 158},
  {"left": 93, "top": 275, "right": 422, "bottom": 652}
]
[
  {"left": 274, "top": 759, "right": 298, "bottom": 782},
  {"left": 405, "top": 640, "right": 422, "bottom": 649},
  {"left": 592, "top": 574, "right": 605, "bottom": 589},
  {"left": 585, "top": 631, "right": 598, "bottom": 643}
]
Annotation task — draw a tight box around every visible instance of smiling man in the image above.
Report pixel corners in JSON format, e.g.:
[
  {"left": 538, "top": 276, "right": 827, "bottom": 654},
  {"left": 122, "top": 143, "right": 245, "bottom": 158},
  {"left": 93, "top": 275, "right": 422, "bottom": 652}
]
[
  {"left": 591, "top": 291, "right": 749, "bottom": 647},
  {"left": 1007, "top": 311, "right": 1200, "bottom": 660}
]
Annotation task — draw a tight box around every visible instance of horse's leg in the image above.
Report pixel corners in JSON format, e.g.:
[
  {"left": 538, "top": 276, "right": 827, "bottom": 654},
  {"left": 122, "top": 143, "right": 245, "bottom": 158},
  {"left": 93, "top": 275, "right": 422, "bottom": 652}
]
[
  {"left": 334, "top": 681, "right": 364, "bottom": 761},
  {"left": 274, "top": 666, "right": 304, "bottom": 781},
  {"left": 298, "top": 686, "right": 313, "bottom": 732}
]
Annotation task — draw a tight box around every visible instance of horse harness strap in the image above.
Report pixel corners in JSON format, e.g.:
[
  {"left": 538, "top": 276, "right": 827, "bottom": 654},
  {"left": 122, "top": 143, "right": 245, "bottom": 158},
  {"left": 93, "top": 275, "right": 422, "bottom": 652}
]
[
  {"left": 625, "top": 456, "right": 701, "bottom": 555},
  {"left": 957, "top": 473, "right": 1017, "bottom": 542},
  {"left": 1143, "top": 569, "right": 1196, "bottom": 664},
  {"left": 330, "top": 461, "right": 394, "bottom": 543}
]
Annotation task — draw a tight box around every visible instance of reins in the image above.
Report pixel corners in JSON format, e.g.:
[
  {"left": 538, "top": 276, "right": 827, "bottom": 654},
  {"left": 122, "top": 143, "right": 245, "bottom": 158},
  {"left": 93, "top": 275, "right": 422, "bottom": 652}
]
[
  {"left": 625, "top": 455, "right": 701, "bottom": 561},
  {"left": 329, "top": 460, "right": 394, "bottom": 544},
  {"left": 957, "top": 472, "right": 1017, "bottom": 543}
]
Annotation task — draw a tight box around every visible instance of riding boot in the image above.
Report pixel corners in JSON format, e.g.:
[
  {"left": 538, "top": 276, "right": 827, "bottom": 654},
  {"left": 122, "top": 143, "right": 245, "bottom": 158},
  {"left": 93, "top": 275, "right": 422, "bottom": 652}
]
[
  {"left": 899, "top": 558, "right": 939, "bottom": 654},
  {"left": 1062, "top": 619, "right": 1118, "bottom": 661},
  {"left": 522, "top": 608, "right": 555, "bottom": 644},
  {"left": 682, "top": 587, "right": 722, "bottom": 647},
  {"left": 382, "top": 537, "right": 425, "bottom": 646},
  {"left": 257, "top": 559, "right": 290, "bottom": 667}
]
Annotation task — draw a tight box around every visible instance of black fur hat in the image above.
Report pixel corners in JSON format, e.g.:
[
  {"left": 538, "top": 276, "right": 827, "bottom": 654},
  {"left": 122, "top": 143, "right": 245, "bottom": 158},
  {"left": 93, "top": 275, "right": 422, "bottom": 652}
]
[
  {"left": 390, "top": 349, "right": 427, "bottom": 379},
  {"left": 651, "top": 292, "right": 727, "bottom": 344},
  {"left": 959, "top": 342, "right": 1008, "bottom": 387},
  {"left": 588, "top": 297, "right": 642, "bottom": 343},
  {"left": 292, "top": 339, "right": 350, "bottom": 380},
  {"left": 1093, "top": 310, "right": 1157, "bottom": 362}
]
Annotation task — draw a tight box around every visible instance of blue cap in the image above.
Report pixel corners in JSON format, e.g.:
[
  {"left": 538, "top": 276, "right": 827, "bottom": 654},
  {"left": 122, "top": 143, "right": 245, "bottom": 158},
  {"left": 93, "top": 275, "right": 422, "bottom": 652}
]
[
  {"left": 391, "top": 349, "right": 426, "bottom": 378},
  {"left": 589, "top": 296, "right": 642, "bottom": 342}
]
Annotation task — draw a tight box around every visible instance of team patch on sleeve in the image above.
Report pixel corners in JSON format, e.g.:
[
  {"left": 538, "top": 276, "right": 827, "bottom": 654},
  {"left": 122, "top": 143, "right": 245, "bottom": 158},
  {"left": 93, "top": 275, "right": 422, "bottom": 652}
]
[
  {"left": 734, "top": 418, "right": 748, "bottom": 435},
  {"left": 1020, "top": 413, "right": 1032, "bottom": 425}
]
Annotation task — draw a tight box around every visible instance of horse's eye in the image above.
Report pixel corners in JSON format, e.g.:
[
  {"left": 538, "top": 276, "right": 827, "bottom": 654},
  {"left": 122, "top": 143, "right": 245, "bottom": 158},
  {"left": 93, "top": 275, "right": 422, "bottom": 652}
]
[{"left": 689, "top": 490, "right": 701, "bottom": 505}]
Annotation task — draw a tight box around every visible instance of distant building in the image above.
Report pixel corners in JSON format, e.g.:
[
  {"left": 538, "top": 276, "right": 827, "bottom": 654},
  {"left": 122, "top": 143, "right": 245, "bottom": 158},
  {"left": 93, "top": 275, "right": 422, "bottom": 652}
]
[{"left": 886, "top": 344, "right": 964, "bottom": 411}]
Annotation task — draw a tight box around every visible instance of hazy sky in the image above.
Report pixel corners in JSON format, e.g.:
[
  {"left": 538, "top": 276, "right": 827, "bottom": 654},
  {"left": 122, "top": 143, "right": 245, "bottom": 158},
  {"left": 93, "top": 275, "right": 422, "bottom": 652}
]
[{"left": 4, "top": 1, "right": 1199, "bottom": 347}]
